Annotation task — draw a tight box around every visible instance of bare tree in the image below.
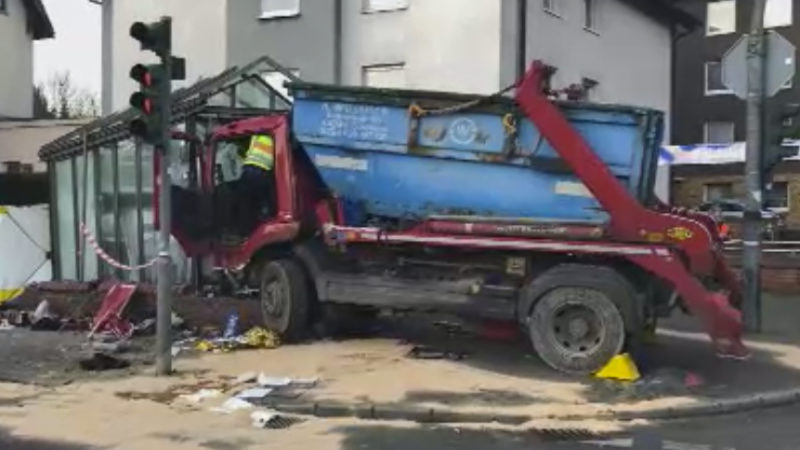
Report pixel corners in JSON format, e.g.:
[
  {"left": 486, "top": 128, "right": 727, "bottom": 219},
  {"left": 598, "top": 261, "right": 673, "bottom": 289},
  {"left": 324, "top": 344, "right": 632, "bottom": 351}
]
[
  {"left": 41, "top": 71, "right": 100, "bottom": 119},
  {"left": 32, "top": 85, "right": 54, "bottom": 119}
]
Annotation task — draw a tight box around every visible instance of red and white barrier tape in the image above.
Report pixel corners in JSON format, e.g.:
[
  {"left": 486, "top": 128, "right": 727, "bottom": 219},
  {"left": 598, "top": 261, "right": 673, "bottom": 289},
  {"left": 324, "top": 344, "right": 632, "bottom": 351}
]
[{"left": 80, "top": 223, "right": 158, "bottom": 271}]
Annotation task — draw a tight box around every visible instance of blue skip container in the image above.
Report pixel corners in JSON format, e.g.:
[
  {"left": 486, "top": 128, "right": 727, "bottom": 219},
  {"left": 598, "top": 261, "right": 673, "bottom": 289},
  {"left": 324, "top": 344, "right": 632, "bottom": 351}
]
[{"left": 289, "top": 83, "right": 663, "bottom": 226}]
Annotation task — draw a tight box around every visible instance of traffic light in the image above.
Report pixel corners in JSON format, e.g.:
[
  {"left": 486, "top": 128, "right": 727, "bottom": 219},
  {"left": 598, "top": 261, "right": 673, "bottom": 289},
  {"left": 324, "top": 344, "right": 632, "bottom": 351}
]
[
  {"left": 763, "top": 103, "right": 800, "bottom": 183},
  {"left": 130, "top": 18, "right": 172, "bottom": 57},
  {"left": 129, "top": 63, "right": 166, "bottom": 142},
  {"left": 128, "top": 17, "right": 185, "bottom": 144}
]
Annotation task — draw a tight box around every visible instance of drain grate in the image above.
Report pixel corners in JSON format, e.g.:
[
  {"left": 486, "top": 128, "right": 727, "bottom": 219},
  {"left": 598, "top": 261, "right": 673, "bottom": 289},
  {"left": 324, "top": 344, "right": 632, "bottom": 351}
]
[
  {"left": 532, "top": 428, "right": 604, "bottom": 442},
  {"left": 265, "top": 416, "right": 305, "bottom": 430}
]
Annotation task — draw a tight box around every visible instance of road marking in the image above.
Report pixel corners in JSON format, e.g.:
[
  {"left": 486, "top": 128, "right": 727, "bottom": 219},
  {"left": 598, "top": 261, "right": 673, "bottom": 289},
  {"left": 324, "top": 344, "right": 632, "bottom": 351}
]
[{"left": 581, "top": 438, "right": 734, "bottom": 450}]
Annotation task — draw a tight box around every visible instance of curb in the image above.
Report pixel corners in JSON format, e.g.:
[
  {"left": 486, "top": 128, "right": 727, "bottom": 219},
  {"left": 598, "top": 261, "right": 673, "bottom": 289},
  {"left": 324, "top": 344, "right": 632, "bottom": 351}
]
[
  {"left": 609, "top": 387, "right": 800, "bottom": 421},
  {"left": 269, "top": 388, "right": 800, "bottom": 424},
  {"left": 270, "top": 402, "right": 530, "bottom": 425}
]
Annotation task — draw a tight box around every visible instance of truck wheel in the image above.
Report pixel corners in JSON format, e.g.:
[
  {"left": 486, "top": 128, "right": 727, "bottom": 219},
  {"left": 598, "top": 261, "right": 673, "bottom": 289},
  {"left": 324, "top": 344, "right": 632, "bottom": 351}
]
[
  {"left": 260, "top": 259, "right": 311, "bottom": 341},
  {"left": 528, "top": 287, "right": 626, "bottom": 374}
]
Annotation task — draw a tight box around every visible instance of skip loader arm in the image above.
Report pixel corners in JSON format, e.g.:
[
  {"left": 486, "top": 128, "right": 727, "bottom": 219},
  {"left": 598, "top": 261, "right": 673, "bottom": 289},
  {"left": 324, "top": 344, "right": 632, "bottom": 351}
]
[{"left": 515, "top": 61, "right": 747, "bottom": 358}]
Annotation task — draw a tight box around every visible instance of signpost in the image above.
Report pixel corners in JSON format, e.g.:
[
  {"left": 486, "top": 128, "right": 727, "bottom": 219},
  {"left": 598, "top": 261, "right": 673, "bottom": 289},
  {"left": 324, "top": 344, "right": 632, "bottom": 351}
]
[{"left": 721, "top": 11, "right": 796, "bottom": 331}]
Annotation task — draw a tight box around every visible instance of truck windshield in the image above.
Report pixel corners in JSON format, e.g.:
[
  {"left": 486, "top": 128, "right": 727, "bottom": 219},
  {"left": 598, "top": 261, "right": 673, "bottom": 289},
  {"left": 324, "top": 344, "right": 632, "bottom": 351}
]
[{"left": 214, "top": 138, "right": 249, "bottom": 186}]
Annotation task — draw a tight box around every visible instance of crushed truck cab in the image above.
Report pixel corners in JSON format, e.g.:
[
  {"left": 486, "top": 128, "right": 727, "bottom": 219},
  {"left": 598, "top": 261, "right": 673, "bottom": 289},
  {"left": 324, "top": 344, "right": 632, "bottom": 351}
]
[{"left": 165, "top": 61, "right": 747, "bottom": 374}]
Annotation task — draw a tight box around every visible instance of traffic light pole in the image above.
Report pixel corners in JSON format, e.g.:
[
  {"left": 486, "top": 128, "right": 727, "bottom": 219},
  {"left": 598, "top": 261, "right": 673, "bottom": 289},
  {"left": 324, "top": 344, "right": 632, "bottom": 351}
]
[
  {"left": 743, "top": 0, "right": 767, "bottom": 332},
  {"left": 155, "top": 50, "right": 174, "bottom": 376}
]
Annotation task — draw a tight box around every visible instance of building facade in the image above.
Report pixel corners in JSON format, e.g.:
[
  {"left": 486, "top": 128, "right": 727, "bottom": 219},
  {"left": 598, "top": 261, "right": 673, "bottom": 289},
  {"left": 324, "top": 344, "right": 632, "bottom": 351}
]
[
  {"left": 672, "top": 0, "right": 798, "bottom": 144},
  {"left": 668, "top": 1, "right": 799, "bottom": 232},
  {"left": 0, "top": 0, "right": 53, "bottom": 119},
  {"left": 97, "top": 0, "right": 695, "bottom": 125}
]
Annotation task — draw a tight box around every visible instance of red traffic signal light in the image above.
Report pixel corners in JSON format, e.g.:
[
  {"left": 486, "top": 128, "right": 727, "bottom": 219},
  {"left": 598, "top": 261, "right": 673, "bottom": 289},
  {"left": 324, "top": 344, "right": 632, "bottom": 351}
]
[
  {"left": 130, "top": 64, "right": 153, "bottom": 87},
  {"left": 129, "top": 92, "right": 153, "bottom": 114}
]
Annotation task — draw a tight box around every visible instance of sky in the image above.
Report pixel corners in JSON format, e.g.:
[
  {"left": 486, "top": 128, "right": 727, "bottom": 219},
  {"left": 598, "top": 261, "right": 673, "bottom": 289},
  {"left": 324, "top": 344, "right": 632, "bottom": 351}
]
[{"left": 34, "top": 0, "right": 102, "bottom": 95}]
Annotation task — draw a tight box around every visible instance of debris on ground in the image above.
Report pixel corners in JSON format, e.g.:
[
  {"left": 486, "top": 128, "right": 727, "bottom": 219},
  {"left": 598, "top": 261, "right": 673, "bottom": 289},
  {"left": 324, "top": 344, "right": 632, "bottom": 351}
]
[
  {"left": 235, "top": 387, "right": 273, "bottom": 400},
  {"left": 243, "top": 327, "right": 280, "bottom": 348},
  {"left": 234, "top": 371, "right": 258, "bottom": 384},
  {"left": 210, "top": 397, "right": 253, "bottom": 414},
  {"left": 90, "top": 339, "right": 131, "bottom": 354},
  {"left": 29, "top": 300, "right": 61, "bottom": 331},
  {"left": 407, "top": 345, "right": 469, "bottom": 361},
  {"left": 223, "top": 311, "right": 239, "bottom": 338},
  {"left": 257, "top": 374, "right": 292, "bottom": 387},
  {"left": 479, "top": 320, "right": 520, "bottom": 341},
  {"left": 683, "top": 372, "right": 704, "bottom": 388},
  {"left": 116, "top": 379, "right": 233, "bottom": 404},
  {"left": 79, "top": 353, "right": 131, "bottom": 371},
  {"left": 590, "top": 367, "right": 706, "bottom": 402},
  {"left": 0, "top": 318, "right": 15, "bottom": 330},
  {"left": 432, "top": 320, "right": 472, "bottom": 337},
  {"left": 178, "top": 389, "right": 223, "bottom": 404},
  {"left": 134, "top": 318, "right": 156, "bottom": 335},
  {"left": 190, "top": 327, "right": 281, "bottom": 353},
  {"left": 89, "top": 283, "right": 136, "bottom": 339}
]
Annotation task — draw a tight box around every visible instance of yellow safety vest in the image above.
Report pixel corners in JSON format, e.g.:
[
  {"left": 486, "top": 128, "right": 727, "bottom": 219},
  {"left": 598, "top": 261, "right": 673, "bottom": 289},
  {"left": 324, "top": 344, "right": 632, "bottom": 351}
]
[{"left": 244, "top": 135, "right": 275, "bottom": 171}]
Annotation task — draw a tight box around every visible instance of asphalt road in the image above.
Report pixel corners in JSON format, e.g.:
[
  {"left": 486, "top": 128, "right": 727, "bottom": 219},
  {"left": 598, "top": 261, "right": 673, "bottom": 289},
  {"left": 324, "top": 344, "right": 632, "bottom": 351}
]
[{"left": 332, "top": 404, "right": 800, "bottom": 450}]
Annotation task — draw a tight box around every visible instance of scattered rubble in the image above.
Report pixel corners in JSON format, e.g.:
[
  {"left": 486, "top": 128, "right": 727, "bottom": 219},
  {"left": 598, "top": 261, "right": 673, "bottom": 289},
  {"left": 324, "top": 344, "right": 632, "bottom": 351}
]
[
  {"left": 78, "top": 353, "right": 131, "bottom": 371},
  {"left": 178, "top": 389, "right": 223, "bottom": 404},
  {"left": 407, "top": 345, "right": 469, "bottom": 361}
]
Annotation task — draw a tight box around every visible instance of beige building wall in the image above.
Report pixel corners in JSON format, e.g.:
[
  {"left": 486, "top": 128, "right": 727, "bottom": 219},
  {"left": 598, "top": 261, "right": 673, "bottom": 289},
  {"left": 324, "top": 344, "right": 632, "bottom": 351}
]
[{"left": 0, "top": 120, "right": 90, "bottom": 172}]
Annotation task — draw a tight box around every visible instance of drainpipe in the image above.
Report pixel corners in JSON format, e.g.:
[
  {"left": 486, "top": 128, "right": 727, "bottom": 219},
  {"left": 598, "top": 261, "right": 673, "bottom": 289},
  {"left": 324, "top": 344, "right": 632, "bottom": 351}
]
[
  {"left": 670, "top": 23, "right": 692, "bottom": 144},
  {"left": 99, "top": 0, "right": 114, "bottom": 115},
  {"left": 333, "top": 0, "right": 343, "bottom": 84},
  {"left": 516, "top": 0, "right": 527, "bottom": 80}
]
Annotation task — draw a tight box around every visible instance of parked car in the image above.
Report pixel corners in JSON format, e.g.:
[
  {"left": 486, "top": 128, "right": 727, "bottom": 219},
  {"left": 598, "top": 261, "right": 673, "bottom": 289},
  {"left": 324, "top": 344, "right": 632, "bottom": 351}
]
[{"left": 698, "top": 199, "right": 784, "bottom": 240}]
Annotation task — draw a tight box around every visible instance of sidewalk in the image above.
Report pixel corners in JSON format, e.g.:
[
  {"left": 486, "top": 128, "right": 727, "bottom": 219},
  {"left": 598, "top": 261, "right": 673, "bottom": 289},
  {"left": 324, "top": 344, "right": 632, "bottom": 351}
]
[{"left": 1, "top": 294, "right": 799, "bottom": 449}]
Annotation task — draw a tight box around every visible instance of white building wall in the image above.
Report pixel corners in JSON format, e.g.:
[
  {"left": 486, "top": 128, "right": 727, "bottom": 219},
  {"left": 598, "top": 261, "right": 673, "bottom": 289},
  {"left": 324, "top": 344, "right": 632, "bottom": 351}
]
[
  {"left": 108, "top": 0, "right": 228, "bottom": 112},
  {"left": 525, "top": 0, "right": 672, "bottom": 136},
  {"left": 342, "top": 0, "right": 501, "bottom": 94},
  {"left": 0, "top": 0, "right": 34, "bottom": 118}
]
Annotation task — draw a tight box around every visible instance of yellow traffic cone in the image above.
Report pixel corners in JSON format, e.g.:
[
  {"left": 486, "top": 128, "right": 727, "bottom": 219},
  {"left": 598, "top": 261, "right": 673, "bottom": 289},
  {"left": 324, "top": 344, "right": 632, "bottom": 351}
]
[{"left": 594, "top": 353, "right": 641, "bottom": 381}]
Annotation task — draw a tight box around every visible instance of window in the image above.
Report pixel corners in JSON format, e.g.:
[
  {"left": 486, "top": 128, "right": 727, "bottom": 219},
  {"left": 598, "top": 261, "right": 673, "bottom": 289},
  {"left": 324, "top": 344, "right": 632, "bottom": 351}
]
[
  {"left": 584, "top": 0, "right": 596, "bottom": 31},
  {"left": 765, "top": 0, "right": 792, "bottom": 28},
  {"left": 543, "top": 0, "right": 562, "bottom": 17},
  {"left": 704, "top": 121, "right": 735, "bottom": 143},
  {"left": 704, "top": 182, "right": 734, "bottom": 202},
  {"left": 765, "top": 181, "right": 789, "bottom": 210},
  {"left": 260, "top": 0, "right": 300, "bottom": 19},
  {"left": 706, "top": 0, "right": 736, "bottom": 36},
  {"left": 364, "top": 0, "right": 409, "bottom": 13},
  {"left": 705, "top": 61, "right": 732, "bottom": 95},
  {"left": 363, "top": 64, "right": 406, "bottom": 88}
]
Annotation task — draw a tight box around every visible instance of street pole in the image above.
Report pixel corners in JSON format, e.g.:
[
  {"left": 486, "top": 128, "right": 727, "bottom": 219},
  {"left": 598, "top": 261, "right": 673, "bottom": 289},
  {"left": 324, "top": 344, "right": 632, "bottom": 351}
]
[
  {"left": 155, "top": 34, "right": 174, "bottom": 376},
  {"left": 743, "top": 0, "right": 767, "bottom": 332}
]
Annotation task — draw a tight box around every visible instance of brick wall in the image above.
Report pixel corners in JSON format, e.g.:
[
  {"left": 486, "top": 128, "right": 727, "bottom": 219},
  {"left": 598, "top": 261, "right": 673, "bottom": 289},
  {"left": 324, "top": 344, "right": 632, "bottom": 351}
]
[{"left": 671, "top": 170, "right": 800, "bottom": 231}]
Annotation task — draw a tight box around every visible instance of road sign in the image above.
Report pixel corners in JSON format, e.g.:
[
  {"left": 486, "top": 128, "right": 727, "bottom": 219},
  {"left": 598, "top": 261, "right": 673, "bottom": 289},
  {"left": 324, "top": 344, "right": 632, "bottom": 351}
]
[{"left": 722, "top": 31, "right": 796, "bottom": 99}]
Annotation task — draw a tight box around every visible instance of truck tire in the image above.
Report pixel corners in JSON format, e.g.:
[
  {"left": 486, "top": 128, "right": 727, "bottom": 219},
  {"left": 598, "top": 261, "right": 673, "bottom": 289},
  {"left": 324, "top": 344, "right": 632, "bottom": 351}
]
[
  {"left": 528, "top": 287, "right": 626, "bottom": 374},
  {"left": 523, "top": 265, "right": 636, "bottom": 375},
  {"left": 260, "top": 259, "right": 311, "bottom": 341}
]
